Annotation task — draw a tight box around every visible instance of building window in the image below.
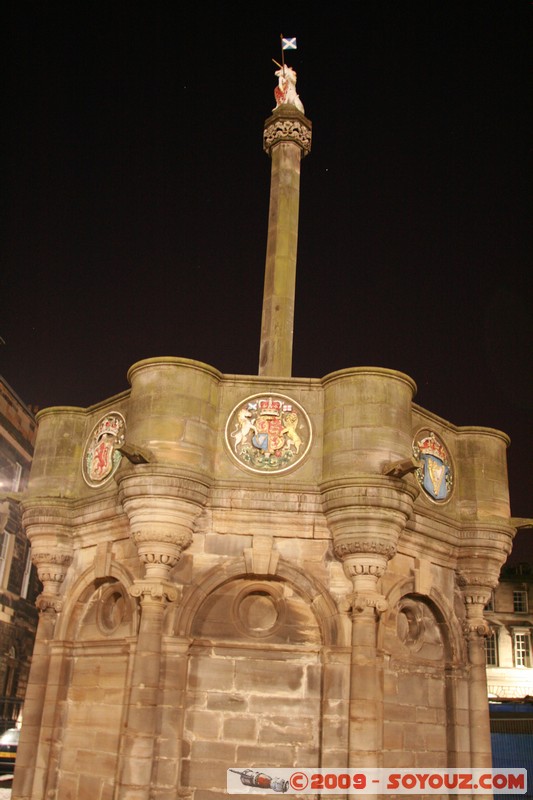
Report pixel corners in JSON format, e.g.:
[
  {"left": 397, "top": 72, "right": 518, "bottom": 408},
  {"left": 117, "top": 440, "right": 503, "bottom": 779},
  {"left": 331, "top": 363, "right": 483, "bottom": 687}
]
[
  {"left": 485, "top": 630, "right": 498, "bottom": 666},
  {"left": 0, "top": 533, "right": 14, "bottom": 588},
  {"left": 513, "top": 631, "right": 531, "bottom": 667},
  {"left": 513, "top": 590, "right": 528, "bottom": 613},
  {"left": 484, "top": 591, "right": 495, "bottom": 612},
  {"left": 11, "top": 463, "right": 22, "bottom": 493},
  {"left": 20, "top": 546, "right": 32, "bottom": 599}
]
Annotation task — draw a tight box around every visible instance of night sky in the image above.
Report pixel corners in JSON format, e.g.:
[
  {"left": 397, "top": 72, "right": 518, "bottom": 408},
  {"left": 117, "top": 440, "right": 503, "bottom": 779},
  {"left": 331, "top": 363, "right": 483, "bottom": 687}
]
[{"left": 3, "top": 4, "right": 531, "bottom": 523}]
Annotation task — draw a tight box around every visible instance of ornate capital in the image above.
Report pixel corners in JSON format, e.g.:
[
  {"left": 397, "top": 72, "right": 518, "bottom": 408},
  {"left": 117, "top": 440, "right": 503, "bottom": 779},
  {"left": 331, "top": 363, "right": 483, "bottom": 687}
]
[
  {"left": 117, "top": 465, "right": 208, "bottom": 579},
  {"left": 348, "top": 591, "right": 388, "bottom": 617},
  {"left": 334, "top": 540, "right": 396, "bottom": 562},
  {"left": 263, "top": 110, "right": 312, "bottom": 157},
  {"left": 129, "top": 580, "right": 180, "bottom": 605},
  {"left": 321, "top": 477, "right": 417, "bottom": 571},
  {"left": 462, "top": 617, "right": 490, "bottom": 639},
  {"left": 22, "top": 500, "right": 74, "bottom": 614},
  {"left": 456, "top": 570, "right": 494, "bottom": 608}
]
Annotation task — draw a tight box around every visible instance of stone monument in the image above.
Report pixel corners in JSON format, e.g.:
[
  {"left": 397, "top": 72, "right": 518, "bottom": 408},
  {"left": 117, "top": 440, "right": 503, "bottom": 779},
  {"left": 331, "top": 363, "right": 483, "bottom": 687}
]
[{"left": 13, "top": 59, "right": 518, "bottom": 800}]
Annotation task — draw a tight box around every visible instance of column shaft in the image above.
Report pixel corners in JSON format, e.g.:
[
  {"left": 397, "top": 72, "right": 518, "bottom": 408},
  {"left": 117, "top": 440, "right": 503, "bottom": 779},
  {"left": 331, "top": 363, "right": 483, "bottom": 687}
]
[
  {"left": 259, "top": 141, "right": 302, "bottom": 376},
  {"left": 115, "top": 595, "right": 166, "bottom": 800}
]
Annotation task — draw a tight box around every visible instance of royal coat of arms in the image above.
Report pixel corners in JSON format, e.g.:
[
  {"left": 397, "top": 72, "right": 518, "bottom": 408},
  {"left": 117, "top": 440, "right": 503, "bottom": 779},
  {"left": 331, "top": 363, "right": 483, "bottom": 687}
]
[
  {"left": 82, "top": 412, "right": 126, "bottom": 488},
  {"left": 225, "top": 394, "right": 312, "bottom": 474},
  {"left": 413, "top": 430, "right": 453, "bottom": 502}
]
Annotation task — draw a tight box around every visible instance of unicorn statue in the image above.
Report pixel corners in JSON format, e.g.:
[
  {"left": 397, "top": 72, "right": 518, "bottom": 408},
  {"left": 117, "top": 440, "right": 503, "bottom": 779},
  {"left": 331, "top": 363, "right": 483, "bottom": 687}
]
[{"left": 273, "top": 65, "right": 305, "bottom": 114}]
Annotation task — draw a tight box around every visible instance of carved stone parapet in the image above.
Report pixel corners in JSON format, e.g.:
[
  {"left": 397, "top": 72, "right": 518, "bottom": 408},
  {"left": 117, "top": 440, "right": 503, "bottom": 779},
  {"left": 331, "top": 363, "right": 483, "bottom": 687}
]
[
  {"left": 263, "top": 108, "right": 312, "bottom": 157},
  {"left": 117, "top": 464, "right": 209, "bottom": 579}
]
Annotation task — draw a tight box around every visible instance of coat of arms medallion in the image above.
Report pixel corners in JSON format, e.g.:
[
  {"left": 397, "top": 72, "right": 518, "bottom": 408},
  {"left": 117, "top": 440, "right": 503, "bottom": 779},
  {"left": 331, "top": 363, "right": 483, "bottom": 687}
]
[
  {"left": 82, "top": 412, "right": 126, "bottom": 488},
  {"left": 225, "top": 394, "right": 312, "bottom": 474},
  {"left": 412, "top": 429, "right": 453, "bottom": 502}
]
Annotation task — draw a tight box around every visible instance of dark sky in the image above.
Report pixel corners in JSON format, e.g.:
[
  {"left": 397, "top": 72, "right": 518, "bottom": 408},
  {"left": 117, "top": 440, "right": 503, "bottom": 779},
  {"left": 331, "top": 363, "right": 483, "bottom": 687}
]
[{"left": 2, "top": 3, "right": 531, "bottom": 520}]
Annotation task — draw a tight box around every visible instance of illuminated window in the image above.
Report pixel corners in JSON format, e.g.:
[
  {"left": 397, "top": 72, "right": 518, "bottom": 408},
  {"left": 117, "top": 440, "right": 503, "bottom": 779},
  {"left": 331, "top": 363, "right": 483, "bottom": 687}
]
[
  {"left": 513, "top": 590, "right": 528, "bottom": 613},
  {"left": 485, "top": 630, "right": 498, "bottom": 666},
  {"left": 513, "top": 631, "right": 531, "bottom": 667}
]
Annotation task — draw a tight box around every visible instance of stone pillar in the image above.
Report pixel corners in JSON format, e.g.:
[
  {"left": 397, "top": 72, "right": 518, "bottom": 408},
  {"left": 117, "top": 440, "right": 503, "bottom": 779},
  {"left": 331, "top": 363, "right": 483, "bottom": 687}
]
[
  {"left": 323, "top": 480, "right": 416, "bottom": 779},
  {"left": 320, "top": 367, "right": 418, "bottom": 790},
  {"left": 151, "top": 637, "right": 192, "bottom": 800},
  {"left": 116, "top": 581, "right": 178, "bottom": 800},
  {"left": 460, "top": 581, "right": 493, "bottom": 768},
  {"left": 259, "top": 106, "right": 311, "bottom": 376},
  {"left": 12, "top": 500, "right": 73, "bottom": 800},
  {"left": 115, "top": 465, "right": 208, "bottom": 800},
  {"left": 457, "top": 523, "right": 514, "bottom": 777}
]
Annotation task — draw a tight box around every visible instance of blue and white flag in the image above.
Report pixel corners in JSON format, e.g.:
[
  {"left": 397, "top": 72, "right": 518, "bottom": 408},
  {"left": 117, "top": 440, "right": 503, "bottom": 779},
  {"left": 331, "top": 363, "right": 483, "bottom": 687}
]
[{"left": 281, "top": 37, "right": 297, "bottom": 50}]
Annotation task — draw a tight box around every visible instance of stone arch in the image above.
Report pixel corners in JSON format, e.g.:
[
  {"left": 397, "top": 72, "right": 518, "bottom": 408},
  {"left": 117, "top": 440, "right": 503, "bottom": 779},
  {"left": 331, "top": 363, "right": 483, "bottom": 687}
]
[
  {"left": 44, "top": 561, "right": 139, "bottom": 800},
  {"left": 57, "top": 560, "right": 138, "bottom": 641},
  {"left": 380, "top": 575, "right": 465, "bottom": 663},
  {"left": 167, "top": 554, "right": 345, "bottom": 647},
  {"left": 173, "top": 556, "right": 348, "bottom": 798},
  {"left": 379, "top": 576, "right": 467, "bottom": 769}
]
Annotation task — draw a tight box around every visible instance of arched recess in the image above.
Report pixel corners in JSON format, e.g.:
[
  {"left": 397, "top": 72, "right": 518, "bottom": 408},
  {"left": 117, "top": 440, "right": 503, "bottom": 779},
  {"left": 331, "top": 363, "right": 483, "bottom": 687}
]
[
  {"left": 379, "top": 576, "right": 468, "bottom": 769},
  {"left": 56, "top": 561, "right": 138, "bottom": 641},
  {"left": 168, "top": 554, "right": 344, "bottom": 646},
  {"left": 169, "top": 556, "right": 349, "bottom": 799},
  {"left": 47, "top": 562, "right": 138, "bottom": 800}
]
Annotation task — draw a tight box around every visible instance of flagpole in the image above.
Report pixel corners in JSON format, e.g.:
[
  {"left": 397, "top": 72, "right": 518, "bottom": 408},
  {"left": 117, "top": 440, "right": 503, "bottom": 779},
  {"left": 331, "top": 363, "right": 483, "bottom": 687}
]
[{"left": 280, "top": 33, "right": 285, "bottom": 72}]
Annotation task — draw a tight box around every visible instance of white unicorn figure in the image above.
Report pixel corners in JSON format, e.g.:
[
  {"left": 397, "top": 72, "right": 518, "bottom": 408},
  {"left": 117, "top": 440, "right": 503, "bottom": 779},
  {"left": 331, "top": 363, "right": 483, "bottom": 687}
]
[{"left": 273, "top": 65, "right": 305, "bottom": 114}]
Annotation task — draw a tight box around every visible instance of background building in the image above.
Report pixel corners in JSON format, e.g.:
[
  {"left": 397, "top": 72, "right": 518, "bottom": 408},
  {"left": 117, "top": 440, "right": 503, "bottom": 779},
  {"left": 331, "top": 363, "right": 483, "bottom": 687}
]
[
  {"left": 485, "top": 560, "right": 533, "bottom": 797},
  {"left": 0, "top": 377, "right": 40, "bottom": 732},
  {"left": 485, "top": 561, "right": 533, "bottom": 699}
]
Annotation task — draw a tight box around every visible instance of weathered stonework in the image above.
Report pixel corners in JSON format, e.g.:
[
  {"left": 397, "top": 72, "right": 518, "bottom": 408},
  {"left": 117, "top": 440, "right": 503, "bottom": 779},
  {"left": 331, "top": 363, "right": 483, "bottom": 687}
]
[{"left": 12, "top": 359, "right": 517, "bottom": 799}]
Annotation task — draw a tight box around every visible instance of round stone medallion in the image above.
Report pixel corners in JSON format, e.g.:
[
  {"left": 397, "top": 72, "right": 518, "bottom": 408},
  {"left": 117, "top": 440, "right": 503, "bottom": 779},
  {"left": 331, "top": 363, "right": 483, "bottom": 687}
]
[
  {"left": 82, "top": 412, "right": 126, "bottom": 488},
  {"left": 225, "top": 393, "right": 312, "bottom": 474}
]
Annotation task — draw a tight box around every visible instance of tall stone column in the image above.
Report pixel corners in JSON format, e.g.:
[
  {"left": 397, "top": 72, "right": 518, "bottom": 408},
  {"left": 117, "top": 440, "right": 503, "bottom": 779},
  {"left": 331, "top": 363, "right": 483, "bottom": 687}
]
[
  {"left": 115, "top": 465, "right": 208, "bottom": 800},
  {"left": 259, "top": 105, "right": 311, "bottom": 376},
  {"left": 12, "top": 499, "right": 73, "bottom": 800}
]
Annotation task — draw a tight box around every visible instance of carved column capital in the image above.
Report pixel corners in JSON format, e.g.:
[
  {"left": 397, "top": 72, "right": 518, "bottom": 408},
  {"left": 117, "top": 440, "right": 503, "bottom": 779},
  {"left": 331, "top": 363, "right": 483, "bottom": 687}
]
[
  {"left": 129, "top": 580, "right": 180, "bottom": 605},
  {"left": 117, "top": 464, "right": 209, "bottom": 580},
  {"left": 456, "top": 572, "right": 493, "bottom": 640},
  {"left": 322, "top": 477, "right": 416, "bottom": 617},
  {"left": 31, "top": 550, "right": 73, "bottom": 612},
  {"left": 21, "top": 499, "right": 74, "bottom": 614},
  {"left": 263, "top": 108, "right": 312, "bottom": 157}
]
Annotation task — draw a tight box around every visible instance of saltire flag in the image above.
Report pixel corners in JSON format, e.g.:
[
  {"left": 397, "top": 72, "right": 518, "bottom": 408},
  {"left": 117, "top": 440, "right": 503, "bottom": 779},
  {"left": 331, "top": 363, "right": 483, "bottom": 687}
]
[{"left": 281, "top": 37, "right": 297, "bottom": 50}]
